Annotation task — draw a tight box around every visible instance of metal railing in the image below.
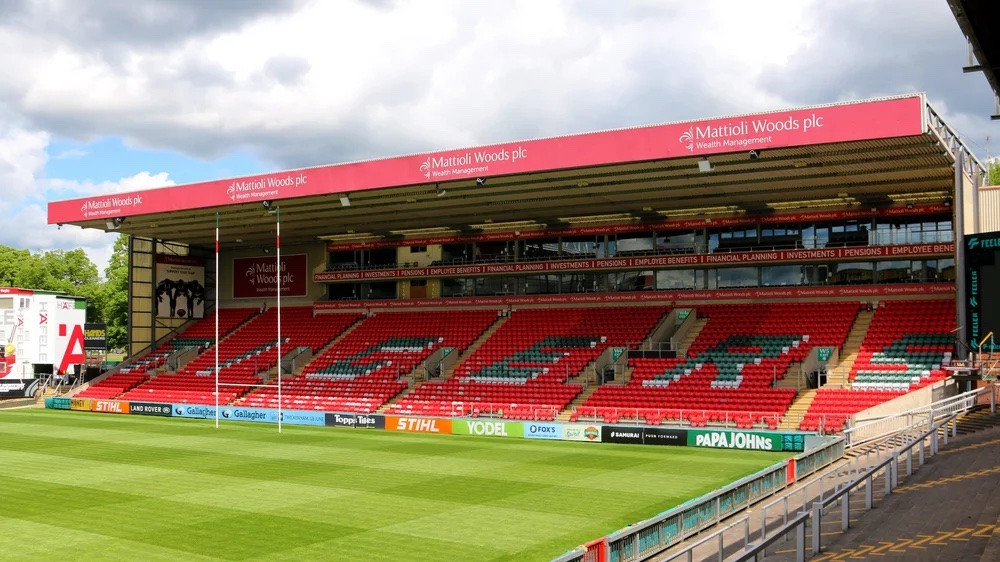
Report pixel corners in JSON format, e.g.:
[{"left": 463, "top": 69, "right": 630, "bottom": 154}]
[
  {"left": 732, "top": 413, "right": 960, "bottom": 561},
  {"left": 553, "top": 436, "right": 843, "bottom": 562}
]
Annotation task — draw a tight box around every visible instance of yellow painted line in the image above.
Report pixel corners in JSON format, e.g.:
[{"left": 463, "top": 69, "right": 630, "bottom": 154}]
[
  {"left": 910, "top": 534, "right": 936, "bottom": 549},
  {"left": 973, "top": 524, "right": 996, "bottom": 538},
  {"left": 887, "top": 538, "right": 913, "bottom": 552},
  {"left": 867, "top": 541, "right": 895, "bottom": 555},
  {"left": 849, "top": 545, "right": 875, "bottom": 558},
  {"left": 953, "top": 526, "right": 975, "bottom": 540},
  {"left": 830, "top": 548, "right": 856, "bottom": 560},
  {"left": 896, "top": 464, "right": 1000, "bottom": 491},
  {"left": 939, "top": 436, "right": 1000, "bottom": 455},
  {"left": 929, "top": 531, "right": 954, "bottom": 545}
]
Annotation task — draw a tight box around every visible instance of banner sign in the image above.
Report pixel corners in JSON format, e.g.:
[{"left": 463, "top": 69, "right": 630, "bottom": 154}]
[
  {"left": 278, "top": 410, "right": 326, "bottom": 426},
  {"left": 233, "top": 254, "right": 308, "bottom": 299},
  {"left": 686, "top": 430, "right": 783, "bottom": 451},
  {"left": 70, "top": 398, "right": 91, "bottom": 411},
  {"left": 564, "top": 424, "right": 602, "bottom": 442},
  {"left": 128, "top": 402, "right": 172, "bottom": 417},
  {"left": 600, "top": 425, "right": 688, "bottom": 446},
  {"left": 452, "top": 420, "right": 523, "bottom": 438},
  {"left": 314, "top": 282, "right": 956, "bottom": 310},
  {"left": 642, "top": 427, "right": 689, "bottom": 446},
  {"left": 0, "top": 378, "right": 37, "bottom": 399},
  {"left": 816, "top": 347, "right": 833, "bottom": 362},
  {"left": 84, "top": 324, "right": 107, "bottom": 350},
  {"left": 601, "top": 426, "right": 645, "bottom": 445},
  {"left": 325, "top": 412, "right": 356, "bottom": 427},
  {"left": 385, "top": 416, "right": 453, "bottom": 434},
  {"left": 326, "top": 203, "right": 949, "bottom": 251},
  {"left": 524, "top": 422, "right": 564, "bottom": 440},
  {"left": 315, "top": 243, "right": 954, "bottom": 283},
  {"left": 91, "top": 400, "right": 130, "bottom": 414},
  {"left": 173, "top": 404, "right": 281, "bottom": 423},
  {"left": 155, "top": 255, "right": 206, "bottom": 319},
  {"left": 50, "top": 95, "right": 924, "bottom": 223},
  {"left": 964, "top": 231, "right": 1000, "bottom": 352}
]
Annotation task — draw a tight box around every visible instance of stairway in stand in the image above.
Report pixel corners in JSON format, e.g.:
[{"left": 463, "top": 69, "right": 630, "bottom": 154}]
[
  {"left": 779, "top": 388, "right": 817, "bottom": 430},
  {"left": 556, "top": 385, "right": 599, "bottom": 422},
  {"left": 772, "top": 361, "right": 802, "bottom": 391},
  {"left": 442, "top": 313, "right": 507, "bottom": 378},
  {"left": 826, "top": 309, "right": 874, "bottom": 388},
  {"left": 676, "top": 318, "right": 708, "bottom": 358},
  {"left": 375, "top": 380, "right": 413, "bottom": 414}
]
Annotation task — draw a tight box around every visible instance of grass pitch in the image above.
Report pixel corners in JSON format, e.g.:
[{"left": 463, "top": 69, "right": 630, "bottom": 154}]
[{"left": 0, "top": 409, "right": 786, "bottom": 560}]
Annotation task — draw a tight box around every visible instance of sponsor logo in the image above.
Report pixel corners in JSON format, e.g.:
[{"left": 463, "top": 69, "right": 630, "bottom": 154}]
[
  {"left": 417, "top": 146, "right": 528, "bottom": 180},
  {"left": 677, "top": 114, "right": 825, "bottom": 152},
  {"left": 279, "top": 410, "right": 324, "bottom": 426},
  {"left": 692, "top": 431, "right": 775, "bottom": 451},
  {"left": 128, "top": 402, "right": 172, "bottom": 417},
  {"left": 356, "top": 414, "right": 378, "bottom": 428},
  {"left": 464, "top": 421, "right": 510, "bottom": 437},
  {"left": 524, "top": 422, "right": 562, "bottom": 440},
  {"left": 389, "top": 416, "right": 452, "bottom": 434},
  {"left": 225, "top": 173, "right": 307, "bottom": 202},
  {"left": 70, "top": 399, "right": 91, "bottom": 411},
  {"left": 327, "top": 413, "right": 357, "bottom": 427},
  {"left": 92, "top": 400, "right": 129, "bottom": 414},
  {"left": 564, "top": 424, "right": 601, "bottom": 442}
]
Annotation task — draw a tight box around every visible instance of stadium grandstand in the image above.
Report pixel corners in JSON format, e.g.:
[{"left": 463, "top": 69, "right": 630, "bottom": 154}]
[
  {"left": 46, "top": 93, "right": 998, "bottom": 434},
  {"left": 35, "top": 91, "right": 1000, "bottom": 561}
]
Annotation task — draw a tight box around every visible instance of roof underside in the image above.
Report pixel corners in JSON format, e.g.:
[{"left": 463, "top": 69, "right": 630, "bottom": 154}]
[
  {"left": 79, "top": 134, "right": 957, "bottom": 249},
  {"left": 949, "top": 0, "right": 1000, "bottom": 103}
]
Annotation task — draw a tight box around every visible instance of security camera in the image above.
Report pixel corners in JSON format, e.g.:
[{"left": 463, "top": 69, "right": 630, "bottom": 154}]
[
  {"left": 748, "top": 150, "right": 761, "bottom": 160},
  {"left": 262, "top": 200, "right": 272, "bottom": 209}
]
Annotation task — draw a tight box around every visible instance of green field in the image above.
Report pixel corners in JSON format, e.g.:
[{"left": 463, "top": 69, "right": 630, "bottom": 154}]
[{"left": 0, "top": 409, "right": 786, "bottom": 560}]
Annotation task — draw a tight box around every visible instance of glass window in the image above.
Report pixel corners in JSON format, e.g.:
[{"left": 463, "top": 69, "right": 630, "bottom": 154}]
[
  {"left": 762, "top": 265, "right": 801, "bottom": 286},
  {"left": 656, "top": 269, "right": 697, "bottom": 290},
  {"left": 876, "top": 260, "right": 910, "bottom": 283},
  {"left": 717, "top": 267, "right": 757, "bottom": 288}
]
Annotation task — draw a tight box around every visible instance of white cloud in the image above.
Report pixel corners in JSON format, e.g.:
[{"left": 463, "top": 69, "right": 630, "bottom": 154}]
[{"left": 0, "top": 0, "right": 995, "bottom": 274}]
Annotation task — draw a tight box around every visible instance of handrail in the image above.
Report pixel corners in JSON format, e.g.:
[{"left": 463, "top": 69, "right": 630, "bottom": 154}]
[
  {"left": 844, "top": 384, "right": 991, "bottom": 448},
  {"left": 731, "top": 412, "right": 958, "bottom": 561}
]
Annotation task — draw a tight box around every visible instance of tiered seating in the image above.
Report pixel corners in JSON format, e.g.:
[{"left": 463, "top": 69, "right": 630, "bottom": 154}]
[
  {"left": 236, "top": 309, "right": 499, "bottom": 412},
  {"left": 121, "top": 308, "right": 361, "bottom": 405},
  {"left": 118, "top": 371, "right": 261, "bottom": 404},
  {"left": 179, "top": 308, "right": 359, "bottom": 378},
  {"left": 579, "top": 302, "right": 860, "bottom": 427},
  {"left": 798, "top": 388, "right": 906, "bottom": 432},
  {"left": 75, "top": 372, "right": 150, "bottom": 400},
  {"left": 798, "top": 299, "right": 956, "bottom": 432},
  {"left": 79, "top": 308, "right": 256, "bottom": 400},
  {"left": 390, "top": 306, "right": 669, "bottom": 420},
  {"left": 850, "top": 300, "right": 954, "bottom": 390}
]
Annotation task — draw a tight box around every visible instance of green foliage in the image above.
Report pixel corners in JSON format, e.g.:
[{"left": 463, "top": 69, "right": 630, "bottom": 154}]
[
  {"left": 989, "top": 159, "right": 1000, "bottom": 186},
  {"left": 1, "top": 410, "right": 784, "bottom": 561},
  {"left": 102, "top": 235, "right": 129, "bottom": 350}
]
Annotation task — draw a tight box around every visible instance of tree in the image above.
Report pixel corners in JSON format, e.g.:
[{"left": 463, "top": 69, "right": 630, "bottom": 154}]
[
  {"left": 989, "top": 158, "right": 1000, "bottom": 186},
  {"left": 102, "top": 235, "right": 130, "bottom": 350}
]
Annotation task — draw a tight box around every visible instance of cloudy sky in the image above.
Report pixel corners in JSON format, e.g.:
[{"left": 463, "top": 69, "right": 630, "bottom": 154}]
[{"left": 0, "top": 0, "right": 995, "bottom": 273}]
